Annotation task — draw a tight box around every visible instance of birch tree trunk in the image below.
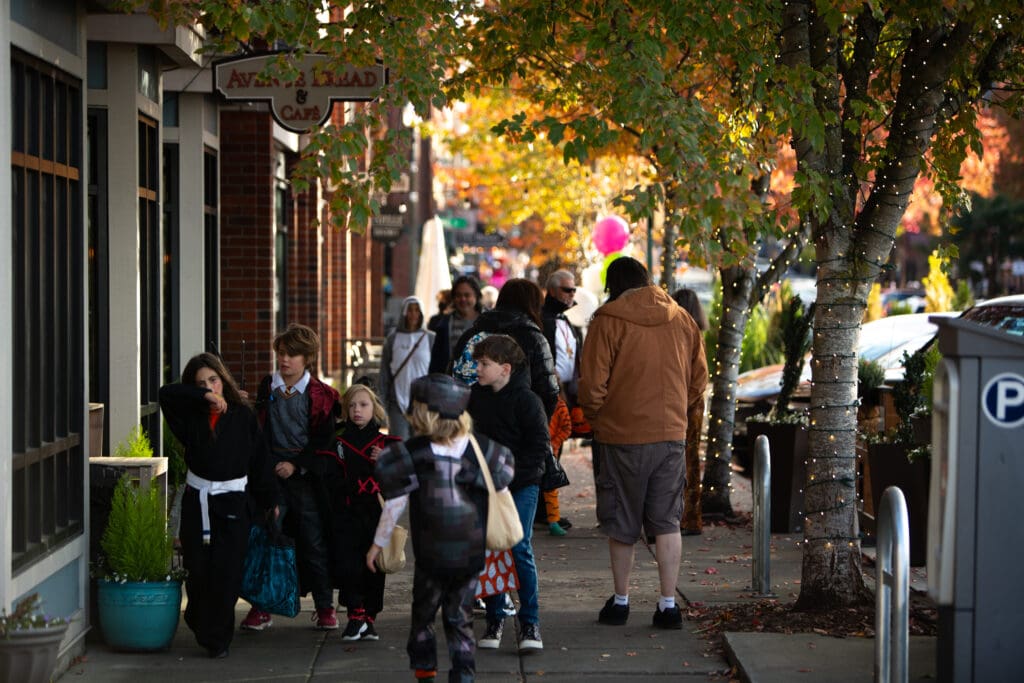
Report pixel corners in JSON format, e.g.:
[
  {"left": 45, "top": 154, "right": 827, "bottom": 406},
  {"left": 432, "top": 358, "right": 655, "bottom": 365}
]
[
  {"left": 701, "top": 265, "right": 754, "bottom": 517},
  {"left": 786, "top": 0, "right": 986, "bottom": 608}
]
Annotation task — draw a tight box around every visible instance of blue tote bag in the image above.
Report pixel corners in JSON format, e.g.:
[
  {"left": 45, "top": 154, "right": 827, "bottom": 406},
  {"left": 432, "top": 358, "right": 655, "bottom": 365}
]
[{"left": 240, "top": 523, "right": 300, "bottom": 618}]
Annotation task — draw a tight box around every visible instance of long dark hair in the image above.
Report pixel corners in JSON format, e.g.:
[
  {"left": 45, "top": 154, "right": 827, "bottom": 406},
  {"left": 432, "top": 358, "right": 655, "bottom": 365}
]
[
  {"left": 496, "top": 278, "right": 544, "bottom": 328},
  {"left": 181, "top": 352, "right": 246, "bottom": 407},
  {"left": 672, "top": 288, "right": 708, "bottom": 331},
  {"left": 451, "top": 275, "right": 484, "bottom": 314}
]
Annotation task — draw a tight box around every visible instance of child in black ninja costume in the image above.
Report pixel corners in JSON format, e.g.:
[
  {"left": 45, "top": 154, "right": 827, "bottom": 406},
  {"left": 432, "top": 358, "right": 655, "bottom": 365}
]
[{"left": 366, "top": 374, "right": 514, "bottom": 683}]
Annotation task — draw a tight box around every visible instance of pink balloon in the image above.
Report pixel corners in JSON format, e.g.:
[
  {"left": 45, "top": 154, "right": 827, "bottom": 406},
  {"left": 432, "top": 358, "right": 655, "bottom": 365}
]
[{"left": 593, "top": 216, "right": 630, "bottom": 255}]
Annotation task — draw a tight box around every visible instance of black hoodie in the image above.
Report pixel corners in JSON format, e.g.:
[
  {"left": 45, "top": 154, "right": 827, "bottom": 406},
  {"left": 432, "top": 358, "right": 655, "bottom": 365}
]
[
  {"left": 468, "top": 366, "right": 550, "bottom": 491},
  {"left": 451, "top": 308, "right": 560, "bottom": 418}
]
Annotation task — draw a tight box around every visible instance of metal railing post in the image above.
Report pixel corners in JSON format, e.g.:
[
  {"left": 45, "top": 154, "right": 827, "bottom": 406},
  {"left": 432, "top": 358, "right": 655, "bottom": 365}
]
[
  {"left": 751, "top": 434, "right": 773, "bottom": 596},
  {"left": 875, "top": 486, "right": 910, "bottom": 683}
]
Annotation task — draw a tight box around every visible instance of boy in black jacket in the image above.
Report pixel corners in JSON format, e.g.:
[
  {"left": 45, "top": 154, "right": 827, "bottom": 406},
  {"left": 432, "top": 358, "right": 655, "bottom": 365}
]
[{"left": 468, "top": 335, "right": 550, "bottom": 653}]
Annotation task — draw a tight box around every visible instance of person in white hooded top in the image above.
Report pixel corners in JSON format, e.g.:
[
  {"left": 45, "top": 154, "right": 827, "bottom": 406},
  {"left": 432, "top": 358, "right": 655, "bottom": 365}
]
[{"left": 379, "top": 296, "right": 435, "bottom": 439}]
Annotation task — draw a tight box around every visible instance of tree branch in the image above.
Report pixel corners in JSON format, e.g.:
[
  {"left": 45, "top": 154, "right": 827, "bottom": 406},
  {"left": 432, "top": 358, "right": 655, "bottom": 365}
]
[{"left": 839, "top": 5, "right": 882, "bottom": 202}]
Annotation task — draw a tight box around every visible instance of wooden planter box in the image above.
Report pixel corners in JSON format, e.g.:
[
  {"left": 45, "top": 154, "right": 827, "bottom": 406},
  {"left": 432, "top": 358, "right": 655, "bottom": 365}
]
[
  {"left": 745, "top": 420, "right": 808, "bottom": 534},
  {"left": 88, "top": 403, "right": 104, "bottom": 457},
  {"left": 867, "top": 443, "right": 930, "bottom": 566}
]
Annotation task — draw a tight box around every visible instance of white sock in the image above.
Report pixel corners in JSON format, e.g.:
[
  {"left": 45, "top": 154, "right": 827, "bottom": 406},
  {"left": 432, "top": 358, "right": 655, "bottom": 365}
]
[
  {"left": 613, "top": 593, "right": 629, "bottom": 606},
  {"left": 658, "top": 596, "right": 676, "bottom": 611}
]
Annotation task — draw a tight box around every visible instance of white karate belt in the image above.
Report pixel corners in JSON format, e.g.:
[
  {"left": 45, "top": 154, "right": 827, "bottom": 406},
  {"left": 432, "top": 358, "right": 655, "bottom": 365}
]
[{"left": 186, "top": 471, "right": 248, "bottom": 545}]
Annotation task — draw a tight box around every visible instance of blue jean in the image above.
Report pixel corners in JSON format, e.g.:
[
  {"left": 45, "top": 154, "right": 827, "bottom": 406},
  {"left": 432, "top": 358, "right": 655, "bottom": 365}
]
[{"left": 485, "top": 484, "right": 540, "bottom": 625}]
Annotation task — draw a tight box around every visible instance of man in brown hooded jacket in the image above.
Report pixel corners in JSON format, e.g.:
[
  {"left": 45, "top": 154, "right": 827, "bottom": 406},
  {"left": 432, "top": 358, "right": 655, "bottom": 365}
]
[{"left": 578, "top": 257, "right": 708, "bottom": 630}]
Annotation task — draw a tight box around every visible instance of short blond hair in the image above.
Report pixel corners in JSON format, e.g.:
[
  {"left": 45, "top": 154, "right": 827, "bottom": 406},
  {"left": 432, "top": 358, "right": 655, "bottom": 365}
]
[
  {"left": 342, "top": 384, "right": 388, "bottom": 427},
  {"left": 406, "top": 400, "right": 472, "bottom": 443}
]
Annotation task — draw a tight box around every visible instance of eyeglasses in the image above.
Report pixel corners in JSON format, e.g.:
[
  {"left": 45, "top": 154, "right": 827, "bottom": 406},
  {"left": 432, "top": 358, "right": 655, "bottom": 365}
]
[{"left": 560, "top": 286, "right": 577, "bottom": 294}]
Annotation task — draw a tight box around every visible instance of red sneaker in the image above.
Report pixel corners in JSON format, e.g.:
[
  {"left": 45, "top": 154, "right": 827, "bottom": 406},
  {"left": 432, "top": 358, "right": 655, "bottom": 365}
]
[
  {"left": 314, "top": 607, "right": 338, "bottom": 630},
  {"left": 240, "top": 607, "right": 272, "bottom": 631}
]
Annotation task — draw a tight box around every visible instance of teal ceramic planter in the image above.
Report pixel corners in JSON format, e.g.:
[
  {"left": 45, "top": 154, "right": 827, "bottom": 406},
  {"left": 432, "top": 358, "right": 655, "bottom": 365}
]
[{"left": 97, "top": 580, "right": 182, "bottom": 651}]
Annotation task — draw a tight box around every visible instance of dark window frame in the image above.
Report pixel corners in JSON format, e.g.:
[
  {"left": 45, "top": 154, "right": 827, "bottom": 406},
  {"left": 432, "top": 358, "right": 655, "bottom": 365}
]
[
  {"left": 163, "top": 142, "right": 180, "bottom": 384},
  {"left": 203, "top": 147, "right": 220, "bottom": 352},
  {"left": 138, "top": 115, "right": 161, "bottom": 448},
  {"left": 11, "top": 48, "right": 85, "bottom": 572}
]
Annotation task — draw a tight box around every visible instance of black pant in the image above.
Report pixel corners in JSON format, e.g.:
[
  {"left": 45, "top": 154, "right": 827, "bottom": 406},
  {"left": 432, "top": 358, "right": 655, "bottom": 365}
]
[
  {"left": 334, "top": 501, "right": 386, "bottom": 616},
  {"left": 407, "top": 567, "right": 477, "bottom": 683},
  {"left": 179, "top": 487, "right": 249, "bottom": 654},
  {"left": 279, "top": 476, "right": 333, "bottom": 608}
]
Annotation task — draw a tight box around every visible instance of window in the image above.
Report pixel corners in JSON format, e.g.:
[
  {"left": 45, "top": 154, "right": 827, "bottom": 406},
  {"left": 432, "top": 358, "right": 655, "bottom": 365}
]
[
  {"left": 139, "top": 116, "right": 161, "bottom": 447},
  {"left": 137, "top": 46, "right": 158, "bottom": 103},
  {"left": 163, "top": 92, "right": 179, "bottom": 128},
  {"left": 87, "top": 42, "right": 107, "bottom": 90},
  {"left": 163, "top": 143, "right": 180, "bottom": 383},
  {"left": 87, "top": 109, "right": 109, "bottom": 432},
  {"left": 204, "top": 148, "right": 220, "bottom": 349},
  {"left": 273, "top": 152, "right": 289, "bottom": 333},
  {"left": 10, "top": 49, "right": 85, "bottom": 571}
]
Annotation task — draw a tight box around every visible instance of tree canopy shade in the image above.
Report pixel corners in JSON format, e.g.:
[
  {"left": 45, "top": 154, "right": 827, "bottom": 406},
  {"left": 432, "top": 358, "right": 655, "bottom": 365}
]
[
  {"left": 457, "top": 0, "right": 1024, "bottom": 607},
  {"left": 433, "top": 90, "right": 655, "bottom": 265},
  {"left": 775, "top": 1, "right": 1023, "bottom": 607},
  {"left": 132, "top": 0, "right": 1024, "bottom": 608},
  {"left": 450, "top": 1, "right": 814, "bottom": 522}
]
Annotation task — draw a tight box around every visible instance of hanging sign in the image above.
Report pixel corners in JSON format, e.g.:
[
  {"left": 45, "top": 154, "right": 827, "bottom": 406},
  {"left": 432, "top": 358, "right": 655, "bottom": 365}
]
[
  {"left": 371, "top": 212, "right": 405, "bottom": 244},
  {"left": 214, "top": 53, "right": 387, "bottom": 133}
]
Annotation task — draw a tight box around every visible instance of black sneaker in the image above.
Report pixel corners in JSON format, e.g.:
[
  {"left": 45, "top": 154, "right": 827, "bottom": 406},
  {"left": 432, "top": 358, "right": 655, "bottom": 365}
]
[
  {"left": 341, "top": 618, "right": 369, "bottom": 641},
  {"left": 598, "top": 596, "right": 629, "bottom": 625},
  {"left": 360, "top": 621, "right": 379, "bottom": 641},
  {"left": 517, "top": 621, "right": 543, "bottom": 652},
  {"left": 558, "top": 517, "right": 573, "bottom": 530},
  {"left": 478, "top": 619, "right": 503, "bottom": 649},
  {"left": 652, "top": 605, "right": 683, "bottom": 629}
]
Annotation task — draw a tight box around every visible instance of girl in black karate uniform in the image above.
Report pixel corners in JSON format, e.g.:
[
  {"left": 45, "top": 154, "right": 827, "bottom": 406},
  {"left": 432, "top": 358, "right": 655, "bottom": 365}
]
[
  {"left": 159, "top": 353, "right": 277, "bottom": 658},
  {"left": 332, "top": 383, "right": 401, "bottom": 641}
]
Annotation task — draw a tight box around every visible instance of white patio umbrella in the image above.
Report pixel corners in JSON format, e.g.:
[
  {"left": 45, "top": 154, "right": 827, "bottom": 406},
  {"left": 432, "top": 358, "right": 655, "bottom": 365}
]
[{"left": 413, "top": 215, "right": 452, "bottom": 320}]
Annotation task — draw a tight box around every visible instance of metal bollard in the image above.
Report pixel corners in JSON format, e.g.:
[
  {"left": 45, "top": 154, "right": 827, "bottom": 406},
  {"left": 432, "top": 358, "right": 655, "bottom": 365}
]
[
  {"left": 751, "top": 434, "right": 773, "bottom": 596},
  {"left": 875, "top": 486, "right": 910, "bottom": 683}
]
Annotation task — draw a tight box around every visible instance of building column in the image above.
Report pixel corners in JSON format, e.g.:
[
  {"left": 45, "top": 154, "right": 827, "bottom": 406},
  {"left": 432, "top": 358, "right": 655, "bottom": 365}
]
[
  {"left": 105, "top": 43, "right": 143, "bottom": 446},
  {"left": 0, "top": 0, "right": 14, "bottom": 604},
  {"left": 174, "top": 93, "right": 211, "bottom": 367}
]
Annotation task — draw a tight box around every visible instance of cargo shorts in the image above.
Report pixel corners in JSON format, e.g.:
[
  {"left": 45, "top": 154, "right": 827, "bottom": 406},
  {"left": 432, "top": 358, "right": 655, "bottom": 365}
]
[{"left": 593, "top": 440, "right": 686, "bottom": 544}]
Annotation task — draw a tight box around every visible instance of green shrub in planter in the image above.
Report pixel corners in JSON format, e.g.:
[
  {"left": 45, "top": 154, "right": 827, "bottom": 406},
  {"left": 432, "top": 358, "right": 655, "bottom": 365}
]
[
  {"left": 99, "top": 475, "right": 175, "bottom": 582},
  {"left": 770, "top": 294, "right": 814, "bottom": 423},
  {"left": 112, "top": 425, "right": 153, "bottom": 459},
  {"left": 95, "top": 475, "right": 184, "bottom": 651},
  {"left": 858, "top": 357, "right": 886, "bottom": 406}
]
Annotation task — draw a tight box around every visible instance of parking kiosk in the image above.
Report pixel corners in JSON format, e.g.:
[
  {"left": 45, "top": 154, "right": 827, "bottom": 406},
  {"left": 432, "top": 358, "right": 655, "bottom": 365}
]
[{"left": 928, "top": 316, "right": 1024, "bottom": 682}]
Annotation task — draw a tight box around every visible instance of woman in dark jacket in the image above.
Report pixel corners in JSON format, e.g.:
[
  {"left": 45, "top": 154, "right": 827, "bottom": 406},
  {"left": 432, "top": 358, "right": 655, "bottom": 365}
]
[
  {"left": 450, "top": 278, "right": 560, "bottom": 418},
  {"left": 159, "top": 353, "right": 277, "bottom": 658},
  {"left": 428, "top": 275, "right": 484, "bottom": 374}
]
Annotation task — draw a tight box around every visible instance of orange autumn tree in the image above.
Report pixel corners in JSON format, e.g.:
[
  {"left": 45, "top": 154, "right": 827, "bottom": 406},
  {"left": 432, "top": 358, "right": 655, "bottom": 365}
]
[{"left": 432, "top": 89, "right": 653, "bottom": 266}]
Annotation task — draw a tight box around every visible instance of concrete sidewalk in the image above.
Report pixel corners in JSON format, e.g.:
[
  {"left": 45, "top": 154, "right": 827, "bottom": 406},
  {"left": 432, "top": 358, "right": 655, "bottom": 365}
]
[{"left": 59, "top": 442, "right": 933, "bottom": 682}]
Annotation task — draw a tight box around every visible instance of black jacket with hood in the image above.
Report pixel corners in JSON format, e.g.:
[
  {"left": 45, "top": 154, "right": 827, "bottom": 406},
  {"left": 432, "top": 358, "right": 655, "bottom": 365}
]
[
  {"left": 451, "top": 308, "right": 560, "bottom": 418},
  {"left": 467, "top": 365, "right": 550, "bottom": 491}
]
